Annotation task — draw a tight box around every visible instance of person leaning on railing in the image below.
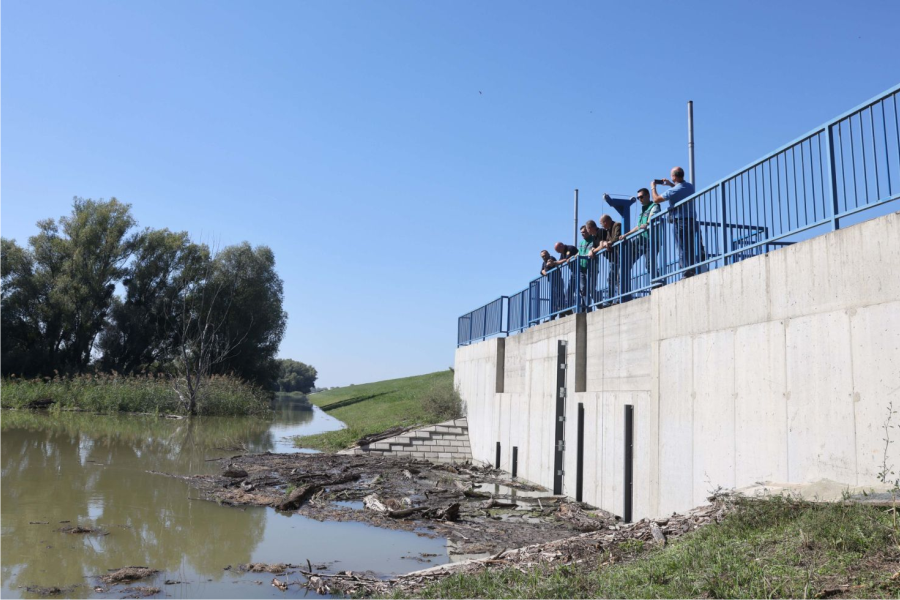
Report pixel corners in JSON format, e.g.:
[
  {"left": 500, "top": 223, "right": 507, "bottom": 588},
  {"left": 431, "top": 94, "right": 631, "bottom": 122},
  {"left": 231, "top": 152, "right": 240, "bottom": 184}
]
[
  {"left": 591, "top": 215, "right": 622, "bottom": 302},
  {"left": 620, "top": 188, "right": 661, "bottom": 280},
  {"left": 539, "top": 249, "right": 558, "bottom": 276},
  {"left": 539, "top": 242, "right": 577, "bottom": 276},
  {"left": 651, "top": 166, "right": 708, "bottom": 278},
  {"left": 540, "top": 243, "right": 577, "bottom": 318},
  {"left": 578, "top": 223, "right": 600, "bottom": 307},
  {"left": 554, "top": 241, "right": 578, "bottom": 263}
]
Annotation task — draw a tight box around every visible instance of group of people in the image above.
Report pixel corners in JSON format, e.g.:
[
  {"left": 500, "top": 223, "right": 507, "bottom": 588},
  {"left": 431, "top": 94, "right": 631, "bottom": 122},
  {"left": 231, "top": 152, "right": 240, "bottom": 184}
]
[{"left": 538, "top": 166, "right": 708, "bottom": 311}]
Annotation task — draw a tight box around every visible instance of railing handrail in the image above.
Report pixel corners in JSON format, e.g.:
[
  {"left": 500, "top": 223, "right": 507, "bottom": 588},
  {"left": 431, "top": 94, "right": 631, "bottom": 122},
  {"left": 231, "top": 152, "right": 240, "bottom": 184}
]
[
  {"left": 458, "top": 83, "right": 900, "bottom": 347},
  {"left": 652, "top": 82, "right": 900, "bottom": 222}
]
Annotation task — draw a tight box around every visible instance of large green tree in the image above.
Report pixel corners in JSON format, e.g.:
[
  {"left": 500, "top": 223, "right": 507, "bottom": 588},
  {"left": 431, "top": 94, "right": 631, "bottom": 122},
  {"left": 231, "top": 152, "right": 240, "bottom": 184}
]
[
  {"left": 2, "top": 199, "right": 289, "bottom": 396},
  {"left": 275, "top": 359, "right": 317, "bottom": 393},
  {"left": 96, "top": 228, "right": 208, "bottom": 374},
  {"left": 2, "top": 198, "right": 135, "bottom": 376},
  {"left": 204, "top": 243, "right": 288, "bottom": 386}
]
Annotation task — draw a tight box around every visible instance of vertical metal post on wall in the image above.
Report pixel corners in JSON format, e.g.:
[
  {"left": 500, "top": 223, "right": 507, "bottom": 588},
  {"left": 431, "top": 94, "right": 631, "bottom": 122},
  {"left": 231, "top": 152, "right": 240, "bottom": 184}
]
[
  {"left": 512, "top": 446, "right": 518, "bottom": 478},
  {"left": 688, "top": 100, "right": 696, "bottom": 185},
  {"left": 574, "top": 189, "right": 580, "bottom": 248},
  {"left": 719, "top": 181, "right": 728, "bottom": 267},
  {"left": 624, "top": 404, "right": 634, "bottom": 523},
  {"left": 825, "top": 125, "right": 841, "bottom": 231},
  {"left": 495, "top": 442, "right": 501, "bottom": 469},
  {"left": 576, "top": 403, "right": 585, "bottom": 502},
  {"left": 553, "top": 340, "right": 567, "bottom": 495}
]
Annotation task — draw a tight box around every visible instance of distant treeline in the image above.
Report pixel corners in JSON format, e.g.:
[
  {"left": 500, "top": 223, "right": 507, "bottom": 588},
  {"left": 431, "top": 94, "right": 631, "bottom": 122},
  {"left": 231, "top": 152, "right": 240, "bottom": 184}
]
[{"left": 1, "top": 198, "right": 313, "bottom": 391}]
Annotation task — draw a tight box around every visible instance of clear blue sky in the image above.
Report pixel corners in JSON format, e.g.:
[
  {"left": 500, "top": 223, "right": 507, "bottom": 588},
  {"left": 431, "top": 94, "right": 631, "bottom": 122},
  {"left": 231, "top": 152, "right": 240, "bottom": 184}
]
[{"left": 2, "top": 0, "right": 898, "bottom": 387}]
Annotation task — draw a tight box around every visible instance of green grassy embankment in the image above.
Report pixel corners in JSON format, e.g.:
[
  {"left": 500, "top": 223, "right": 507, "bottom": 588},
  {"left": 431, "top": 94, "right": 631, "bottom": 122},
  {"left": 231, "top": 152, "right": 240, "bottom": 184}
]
[
  {"left": 1, "top": 374, "right": 271, "bottom": 416},
  {"left": 294, "top": 370, "right": 459, "bottom": 452},
  {"left": 392, "top": 495, "right": 900, "bottom": 599}
]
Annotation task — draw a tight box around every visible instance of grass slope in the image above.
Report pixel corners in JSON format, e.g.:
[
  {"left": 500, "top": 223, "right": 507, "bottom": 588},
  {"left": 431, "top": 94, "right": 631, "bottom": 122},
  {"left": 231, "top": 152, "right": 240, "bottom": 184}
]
[
  {"left": 295, "top": 370, "right": 455, "bottom": 452},
  {"left": 393, "top": 496, "right": 900, "bottom": 599}
]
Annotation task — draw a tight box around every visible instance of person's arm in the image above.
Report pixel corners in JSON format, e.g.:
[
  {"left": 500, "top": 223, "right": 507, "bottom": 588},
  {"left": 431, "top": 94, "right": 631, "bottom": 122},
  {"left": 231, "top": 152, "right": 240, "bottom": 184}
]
[
  {"left": 651, "top": 181, "right": 665, "bottom": 204},
  {"left": 651, "top": 179, "right": 675, "bottom": 204}
]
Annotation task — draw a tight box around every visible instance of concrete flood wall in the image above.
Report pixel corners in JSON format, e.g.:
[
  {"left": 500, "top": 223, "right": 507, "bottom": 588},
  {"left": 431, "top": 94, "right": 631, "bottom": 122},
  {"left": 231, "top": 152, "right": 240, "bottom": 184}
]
[{"left": 455, "top": 211, "right": 900, "bottom": 520}]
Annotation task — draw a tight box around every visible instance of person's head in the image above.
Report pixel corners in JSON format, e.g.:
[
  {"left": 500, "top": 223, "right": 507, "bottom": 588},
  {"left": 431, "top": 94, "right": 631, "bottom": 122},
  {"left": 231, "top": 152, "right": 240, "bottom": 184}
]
[
  {"left": 585, "top": 220, "right": 599, "bottom": 236},
  {"left": 636, "top": 188, "right": 650, "bottom": 206},
  {"left": 553, "top": 242, "right": 566, "bottom": 253},
  {"left": 599, "top": 214, "right": 613, "bottom": 230},
  {"left": 580, "top": 225, "right": 590, "bottom": 240},
  {"left": 671, "top": 166, "right": 685, "bottom": 183},
  {"left": 540, "top": 249, "right": 551, "bottom": 261}
]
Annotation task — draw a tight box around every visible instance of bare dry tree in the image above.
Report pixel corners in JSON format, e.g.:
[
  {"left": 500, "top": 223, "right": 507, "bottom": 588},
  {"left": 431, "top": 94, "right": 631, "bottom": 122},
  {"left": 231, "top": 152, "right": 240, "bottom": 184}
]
[{"left": 165, "top": 243, "right": 252, "bottom": 415}]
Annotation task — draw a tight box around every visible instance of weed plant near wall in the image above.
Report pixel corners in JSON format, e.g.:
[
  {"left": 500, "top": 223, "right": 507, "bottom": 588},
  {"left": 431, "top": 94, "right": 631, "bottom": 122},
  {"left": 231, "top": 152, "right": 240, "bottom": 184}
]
[
  {"left": 1, "top": 373, "right": 271, "bottom": 416},
  {"left": 395, "top": 496, "right": 900, "bottom": 599}
]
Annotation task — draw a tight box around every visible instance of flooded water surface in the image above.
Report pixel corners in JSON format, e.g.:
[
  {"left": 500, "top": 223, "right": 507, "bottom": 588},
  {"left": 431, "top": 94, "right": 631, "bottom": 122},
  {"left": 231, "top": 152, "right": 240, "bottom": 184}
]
[{"left": 1, "top": 395, "right": 449, "bottom": 598}]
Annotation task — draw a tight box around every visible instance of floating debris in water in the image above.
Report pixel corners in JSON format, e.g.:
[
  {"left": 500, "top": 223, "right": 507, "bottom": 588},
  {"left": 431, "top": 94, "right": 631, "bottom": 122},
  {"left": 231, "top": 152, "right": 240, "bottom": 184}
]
[{"left": 100, "top": 567, "right": 159, "bottom": 583}]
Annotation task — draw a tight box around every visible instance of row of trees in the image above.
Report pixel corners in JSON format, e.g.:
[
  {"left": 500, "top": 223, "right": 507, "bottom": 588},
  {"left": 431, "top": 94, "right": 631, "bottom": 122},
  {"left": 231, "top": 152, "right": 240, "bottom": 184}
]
[
  {"left": 274, "top": 359, "right": 318, "bottom": 393},
  {"left": 1, "top": 198, "right": 311, "bottom": 411}
]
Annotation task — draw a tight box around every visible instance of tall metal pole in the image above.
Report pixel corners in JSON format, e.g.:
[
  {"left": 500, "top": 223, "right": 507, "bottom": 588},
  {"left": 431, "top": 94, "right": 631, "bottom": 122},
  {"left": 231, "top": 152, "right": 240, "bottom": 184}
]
[
  {"left": 573, "top": 189, "right": 579, "bottom": 247},
  {"left": 687, "top": 100, "right": 695, "bottom": 185}
]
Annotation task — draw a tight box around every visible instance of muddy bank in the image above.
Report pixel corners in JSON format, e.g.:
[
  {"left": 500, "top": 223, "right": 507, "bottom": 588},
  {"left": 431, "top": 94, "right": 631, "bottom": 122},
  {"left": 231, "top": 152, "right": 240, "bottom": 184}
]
[
  {"left": 174, "top": 452, "right": 619, "bottom": 559},
  {"left": 316, "top": 496, "right": 735, "bottom": 597},
  {"left": 157, "top": 451, "right": 740, "bottom": 597}
]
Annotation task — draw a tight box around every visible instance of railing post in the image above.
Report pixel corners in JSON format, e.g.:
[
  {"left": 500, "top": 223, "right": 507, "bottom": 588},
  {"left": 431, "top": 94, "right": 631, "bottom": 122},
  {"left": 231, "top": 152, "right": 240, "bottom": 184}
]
[
  {"left": 502, "top": 296, "right": 509, "bottom": 335},
  {"left": 719, "top": 181, "right": 728, "bottom": 267},
  {"left": 468, "top": 313, "right": 473, "bottom": 346},
  {"left": 576, "top": 259, "right": 583, "bottom": 313},
  {"left": 649, "top": 218, "right": 656, "bottom": 285},
  {"left": 825, "top": 125, "right": 840, "bottom": 231}
]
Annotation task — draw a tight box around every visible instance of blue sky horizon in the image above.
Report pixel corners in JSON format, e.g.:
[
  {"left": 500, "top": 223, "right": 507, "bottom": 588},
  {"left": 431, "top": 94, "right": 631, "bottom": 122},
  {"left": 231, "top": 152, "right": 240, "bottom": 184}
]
[{"left": 3, "top": 0, "right": 898, "bottom": 387}]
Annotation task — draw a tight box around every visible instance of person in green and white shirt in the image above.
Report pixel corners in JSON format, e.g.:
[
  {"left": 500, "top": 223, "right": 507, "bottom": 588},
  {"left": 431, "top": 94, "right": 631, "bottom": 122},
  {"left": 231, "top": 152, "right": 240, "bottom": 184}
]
[{"left": 621, "top": 187, "right": 660, "bottom": 280}]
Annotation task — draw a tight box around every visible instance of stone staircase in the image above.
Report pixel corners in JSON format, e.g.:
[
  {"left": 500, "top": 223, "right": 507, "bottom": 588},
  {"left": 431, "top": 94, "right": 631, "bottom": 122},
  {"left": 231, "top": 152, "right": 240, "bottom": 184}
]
[{"left": 339, "top": 418, "right": 472, "bottom": 464}]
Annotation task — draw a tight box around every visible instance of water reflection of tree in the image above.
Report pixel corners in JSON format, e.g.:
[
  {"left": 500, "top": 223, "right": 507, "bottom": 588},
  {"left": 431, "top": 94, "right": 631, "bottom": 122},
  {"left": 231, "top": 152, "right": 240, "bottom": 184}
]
[
  {"left": 1, "top": 413, "right": 270, "bottom": 592},
  {"left": 271, "top": 394, "right": 314, "bottom": 426}
]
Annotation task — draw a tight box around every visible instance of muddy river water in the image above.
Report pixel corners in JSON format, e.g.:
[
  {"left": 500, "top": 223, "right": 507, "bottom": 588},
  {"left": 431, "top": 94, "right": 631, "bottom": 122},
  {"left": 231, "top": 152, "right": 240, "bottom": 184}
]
[{"left": 0, "top": 396, "right": 450, "bottom": 599}]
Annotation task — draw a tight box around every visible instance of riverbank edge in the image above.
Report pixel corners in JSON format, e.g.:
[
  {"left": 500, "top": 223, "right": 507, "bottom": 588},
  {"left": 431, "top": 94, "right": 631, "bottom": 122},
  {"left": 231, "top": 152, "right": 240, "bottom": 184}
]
[
  {"left": 1, "top": 374, "right": 272, "bottom": 416},
  {"left": 379, "top": 495, "right": 900, "bottom": 599},
  {"left": 294, "top": 370, "right": 460, "bottom": 451}
]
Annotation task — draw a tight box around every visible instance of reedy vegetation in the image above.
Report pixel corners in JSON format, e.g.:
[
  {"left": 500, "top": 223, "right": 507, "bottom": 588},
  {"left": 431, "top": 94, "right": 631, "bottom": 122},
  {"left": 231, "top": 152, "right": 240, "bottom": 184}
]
[{"left": 1, "top": 373, "right": 270, "bottom": 416}]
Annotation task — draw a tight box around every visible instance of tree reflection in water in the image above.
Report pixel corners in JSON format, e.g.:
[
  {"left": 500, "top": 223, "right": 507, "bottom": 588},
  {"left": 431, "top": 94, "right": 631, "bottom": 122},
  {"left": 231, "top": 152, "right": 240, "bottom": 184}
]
[
  {"left": 1, "top": 411, "right": 274, "bottom": 595},
  {"left": 0, "top": 398, "right": 394, "bottom": 599}
]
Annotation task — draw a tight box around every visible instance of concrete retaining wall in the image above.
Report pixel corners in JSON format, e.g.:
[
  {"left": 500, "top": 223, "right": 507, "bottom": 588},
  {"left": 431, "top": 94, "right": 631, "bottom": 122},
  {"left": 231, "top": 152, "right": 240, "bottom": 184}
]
[{"left": 456, "top": 211, "right": 900, "bottom": 519}]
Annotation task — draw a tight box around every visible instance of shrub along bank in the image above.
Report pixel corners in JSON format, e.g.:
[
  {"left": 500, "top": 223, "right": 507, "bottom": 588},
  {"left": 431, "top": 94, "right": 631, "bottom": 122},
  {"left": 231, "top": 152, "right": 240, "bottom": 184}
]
[
  {"left": 1, "top": 373, "right": 271, "bottom": 416},
  {"left": 294, "top": 370, "right": 461, "bottom": 452}
]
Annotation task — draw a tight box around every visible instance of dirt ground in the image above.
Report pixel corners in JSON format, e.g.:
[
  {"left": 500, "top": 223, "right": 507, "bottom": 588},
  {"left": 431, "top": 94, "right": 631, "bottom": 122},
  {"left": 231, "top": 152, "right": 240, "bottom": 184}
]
[
  {"left": 173, "top": 452, "right": 619, "bottom": 558},
  {"left": 161, "top": 451, "right": 732, "bottom": 597}
]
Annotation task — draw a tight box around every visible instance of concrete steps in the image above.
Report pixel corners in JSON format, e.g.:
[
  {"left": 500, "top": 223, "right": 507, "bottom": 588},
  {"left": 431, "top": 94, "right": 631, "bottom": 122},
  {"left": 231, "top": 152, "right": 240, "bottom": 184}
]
[{"left": 338, "top": 418, "right": 473, "bottom": 464}]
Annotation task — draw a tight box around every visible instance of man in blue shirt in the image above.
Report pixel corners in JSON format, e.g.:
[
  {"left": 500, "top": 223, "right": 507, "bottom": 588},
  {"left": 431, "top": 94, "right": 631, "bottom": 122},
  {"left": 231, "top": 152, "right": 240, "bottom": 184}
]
[{"left": 651, "top": 166, "right": 707, "bottom": 278}]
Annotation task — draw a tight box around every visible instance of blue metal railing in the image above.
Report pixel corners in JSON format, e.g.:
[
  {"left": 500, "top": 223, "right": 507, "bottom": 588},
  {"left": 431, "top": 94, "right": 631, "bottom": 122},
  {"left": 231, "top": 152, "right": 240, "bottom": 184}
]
[
  {"left": 457, "top": 84, "right": 900, "bottom": 346},
  {"left": 651, "top": 83, "right": 900, "bottom": 282},
  {"left": 458, "top": 296, "right": 507, "bottom": 346}
]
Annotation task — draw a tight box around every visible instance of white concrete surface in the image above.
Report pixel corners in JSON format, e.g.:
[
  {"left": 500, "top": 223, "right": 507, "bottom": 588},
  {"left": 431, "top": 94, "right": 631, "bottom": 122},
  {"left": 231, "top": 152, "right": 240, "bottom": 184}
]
[{"left": 456, "top": 211, "right": 900, "bottom": 520}]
